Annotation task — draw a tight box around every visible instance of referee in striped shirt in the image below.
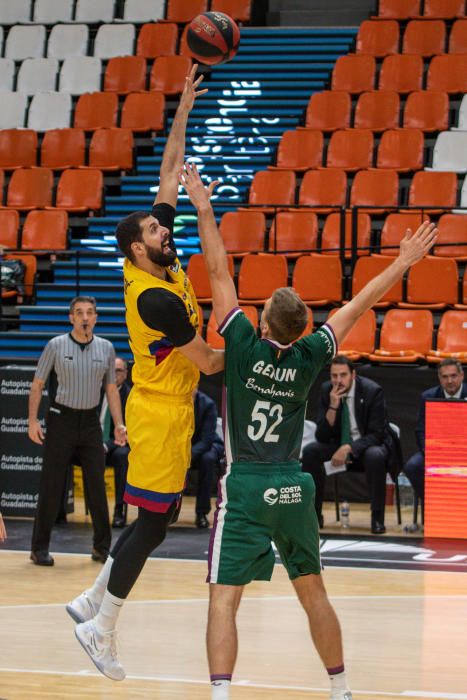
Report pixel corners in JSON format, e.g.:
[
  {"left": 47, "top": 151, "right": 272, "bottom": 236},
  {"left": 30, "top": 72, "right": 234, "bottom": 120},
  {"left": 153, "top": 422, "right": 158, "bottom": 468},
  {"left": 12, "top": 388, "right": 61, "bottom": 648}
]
[{"left": 28, "top": 296, "right": 127, "bottom": 567}]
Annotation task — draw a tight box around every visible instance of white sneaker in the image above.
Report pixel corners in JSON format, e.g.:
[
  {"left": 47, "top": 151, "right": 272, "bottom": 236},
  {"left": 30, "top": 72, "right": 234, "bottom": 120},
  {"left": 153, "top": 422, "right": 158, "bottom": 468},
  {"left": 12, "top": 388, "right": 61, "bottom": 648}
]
[
  {"left": 75, "top": 620, "right": 125, "bottom": 681},
  {"left": 66, "top": 592, "right": 100, "bottom": 624},
  {"left": 331, "top": 692, "right": 353, "bottom": 700}
]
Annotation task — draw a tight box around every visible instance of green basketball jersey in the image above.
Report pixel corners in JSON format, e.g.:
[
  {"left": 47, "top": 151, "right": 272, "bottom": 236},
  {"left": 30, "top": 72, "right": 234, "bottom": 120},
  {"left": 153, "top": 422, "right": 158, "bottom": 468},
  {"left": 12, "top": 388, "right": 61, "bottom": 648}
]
[{"left": 218, "top": 308, "right": 337, "bottom": 467}]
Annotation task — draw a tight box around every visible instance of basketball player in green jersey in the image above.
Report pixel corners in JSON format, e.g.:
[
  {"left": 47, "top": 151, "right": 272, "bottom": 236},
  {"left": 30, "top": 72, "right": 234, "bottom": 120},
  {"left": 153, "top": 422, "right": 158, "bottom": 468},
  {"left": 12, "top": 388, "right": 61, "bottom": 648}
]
[{"left": 180, "top": 162, "right": 437, "bottom": 700}]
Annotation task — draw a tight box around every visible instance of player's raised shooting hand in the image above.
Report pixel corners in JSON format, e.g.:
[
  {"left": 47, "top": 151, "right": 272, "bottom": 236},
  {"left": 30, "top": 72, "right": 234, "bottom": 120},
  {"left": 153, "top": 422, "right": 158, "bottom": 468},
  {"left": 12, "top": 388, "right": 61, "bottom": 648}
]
[
  {"left": 398, "top": 220, "right": 438, "bottom": 270},
  {"left": 179, "top": 64, "right": 208, "bottom": 113},
  {"left": 180, "top": 162, "right": 219, "bottom": 211}
]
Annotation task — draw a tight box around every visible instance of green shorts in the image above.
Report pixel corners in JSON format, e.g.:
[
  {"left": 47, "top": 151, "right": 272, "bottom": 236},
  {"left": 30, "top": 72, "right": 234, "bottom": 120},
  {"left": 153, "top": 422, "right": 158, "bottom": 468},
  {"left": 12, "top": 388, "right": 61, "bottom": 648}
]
[{"left": 207, "top": 463, "right": 321, "bottom": 586}]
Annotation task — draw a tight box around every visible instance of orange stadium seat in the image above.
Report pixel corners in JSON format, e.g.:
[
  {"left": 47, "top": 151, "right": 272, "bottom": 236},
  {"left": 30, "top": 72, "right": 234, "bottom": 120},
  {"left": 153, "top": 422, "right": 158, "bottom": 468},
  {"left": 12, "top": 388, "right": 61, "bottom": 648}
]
[
  {"left": 248, "top": 170, "right": 296, "bottom": 209},
  {"left": 369, "top": 309, "right": 433, "bottom": 362},
  {"left": 427, "top": 55, "right": 467, "bottom": 92},
  {"left": 354, "top": 91, "right": 400, "bottom": 131},
  {"left": 150, "top": 56, "right": 192, "bottom": 95},
  {"left": 350, "top": 169, "right": 399, "bottom": 210},
  {"left": 272, "top": 130, "right": 323, "bottom": 171},
  {"left": 321, "top": 211, "right": 372, "bottom": 257},
  {"left": 0, "top": 209, "right": 20, "bottom": 248},
  {"left": 352, "top": 255, "right": 403, "bottom": 306},
  {"left": 7, "top": 168, "right": 53, "bottom": 210},
  {"left": 400, "top": 256, "right": 458, "bottom": 308},
  {"left": 219, "top": 210, "right": 266, "bottom": 255},
  {"left": 423, "top": 0, "right": 465, "bottom": 17},
  {"left": 206, "top": 304, "right": 258, "bottom": 349},
  {"left": 136, "top": 23, "right": 178, "bottom": 58},
  {"left": 377, "top": 0, "right": 421, "bottom": 19},
  {"left": 55, "top": 169, "right": 103, "bottom": 212},
  {"left": 211, "top": 0, "right": 252, "bottom": 22},
  {"left": 268, "top": 211, "right": 319, "bottom": 257},
  {"left": 166, "top": 0, "right": 207, "bottom": 23},
  {"left": 292, "top": 255, "right": 342, "bottom": 306},
  {"left": 380, "top": 212, "right": 426, "bottom": 254},
  {"left": 0, "top": 170, "right": 3, "bottom": 204},
  {"left": 403, "top": 20, "right": 446, "bottom": 55},
  {"left": 460, "top": 268, "right": 467, "bottom": 307},
  {"left": 328, "top": 308, "right": 376, "bottom": 360},
  {"left": 0, "top": 129, "right": 37, "bottom": 170},
  {"left": 104, "top": 56, "right": 147, "bottom": 94},
  {"left": 41, "top": 128, "right": 85, "bottom": 169},
  {"left": 238, "top": 254, "right": 288, "bottom": 304},
  {"left": 356, "top": 20, "right": 400, "bottom": 55},
  {"left": 379, "top": 54, "right": 423, "bottom": 92},
  {"left": 377, "top": 128, "right": 424, "bottom": 171},
  {"left": 3, "top": 253, "right": 37, "bottom": 300},
  {"left": 186, "top": 253, "right": 234, "bottom": 303},
  {"left": 434, "top": 214, "right": 467, "bottom": 260},
  {"left": 74, "top": 92, "right": 118, "bottom": 130},
  {"left": 449, "top": 19, "right": 467, "bottom": 53},
  {"left": 303, "top": 91, "right": 351, "bottom": 131},
  {"left": 299, "top": 169, "right": 347, "bottom": 210},
  {"left": 21, "top": 209, "right": 68, "bottom": 250},
  {"left": 89, "top": 128, "right": 134, "bottom": 171},
  {"left": 427, "top": 310, "right": 467, "bottom": 362},
  {"left": 326, "top": 129, "right": 374, "bottom": 171},
  {"left": 121, "top": 92, "right": 165, "bottom": 132},
  {"left": 408, "top": 171, "right": 458, "bottom": 210},
  {"left": 331, "top": 55, "right": 376, "bottom": 93},
  {"left": 403, "top": 90, "right": 449, "bottom": 131}
]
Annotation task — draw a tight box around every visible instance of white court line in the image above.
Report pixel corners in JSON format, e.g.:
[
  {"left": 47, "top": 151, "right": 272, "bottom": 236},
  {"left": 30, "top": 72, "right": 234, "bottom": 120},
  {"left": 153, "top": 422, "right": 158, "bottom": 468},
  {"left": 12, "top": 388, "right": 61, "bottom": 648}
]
[
  {"left": 0, "top": 667, "right": 465, "bottom": 699},
  {"left": 1, "top": 593, "right": 467, "bottom": 611}
]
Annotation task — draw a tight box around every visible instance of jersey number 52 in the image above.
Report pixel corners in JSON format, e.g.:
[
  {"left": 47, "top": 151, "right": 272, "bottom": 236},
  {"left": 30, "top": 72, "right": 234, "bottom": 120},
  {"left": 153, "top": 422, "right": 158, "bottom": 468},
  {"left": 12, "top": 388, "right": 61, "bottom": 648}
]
[{"left": 247, "top": 400, "right": 284, "bottom": 443}]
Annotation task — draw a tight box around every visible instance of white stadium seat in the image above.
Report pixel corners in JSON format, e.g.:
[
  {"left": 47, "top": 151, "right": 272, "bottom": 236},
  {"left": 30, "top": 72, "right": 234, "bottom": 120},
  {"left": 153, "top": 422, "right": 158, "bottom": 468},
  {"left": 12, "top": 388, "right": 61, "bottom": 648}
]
[
  {"left": 33, "top": 0, "right": 74, "bottom": 23},
  {"left": 93, "top": 24, "right": 135, "bottom": 58},
  {"left": 27, "top": 92, "right": 72, "bottom": 130},
  {"left": 47, "top": 24, "right": 89, "bottom": 59},
  {"left": 460, "top": 175, "right": 467, "bottom": 209},
  {"left": 59, "top": 57, "right": 102, "bottom": 94},
  {"left": 0, "top": 0, "right": 31, "bottom": 24},
  {"left": 121, "top": 0, "right": 165, "bottom": 22},
  {"left": 17, "top": 58, "right": 59, "bottom": 95},
  {"left": 430, "top": 132, "right": 467, "bottom": 173},
  {"left": 5, "top": 25, "right": 46, "bottom": 60},
  {"left": 74, "top": 0, "right": 116, "bottom": 23},
  {"left": 0, "top": 93, "right": 28, "bottom": 129},
  {"left": 456, "top": 95, "right": 467, "bottom": 131},
  {"left": 0, "top": 58, "right": 15, "bottom": 92}
]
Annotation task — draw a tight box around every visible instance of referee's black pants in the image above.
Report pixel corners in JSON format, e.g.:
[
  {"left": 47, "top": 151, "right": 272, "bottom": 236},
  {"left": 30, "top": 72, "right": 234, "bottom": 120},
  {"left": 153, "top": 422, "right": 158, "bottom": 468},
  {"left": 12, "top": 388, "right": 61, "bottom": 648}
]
[{"left": 31, "top": 403, "right": 111, "bottom": 554}]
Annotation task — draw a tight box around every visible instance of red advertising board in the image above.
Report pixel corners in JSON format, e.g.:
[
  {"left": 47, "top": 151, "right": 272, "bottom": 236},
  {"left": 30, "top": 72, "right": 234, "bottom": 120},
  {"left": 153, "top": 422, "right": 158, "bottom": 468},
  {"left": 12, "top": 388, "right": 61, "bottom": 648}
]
[{"left": 425, "top": 400, "right": 467, "bottom": 539}]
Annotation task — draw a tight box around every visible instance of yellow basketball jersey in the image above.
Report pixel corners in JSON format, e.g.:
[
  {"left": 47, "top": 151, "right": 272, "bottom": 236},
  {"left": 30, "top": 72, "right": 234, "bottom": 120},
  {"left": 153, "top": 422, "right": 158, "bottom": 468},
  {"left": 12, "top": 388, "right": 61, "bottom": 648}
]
[{"left": 123, "top": 257, "right": 200, "bottom": 397}]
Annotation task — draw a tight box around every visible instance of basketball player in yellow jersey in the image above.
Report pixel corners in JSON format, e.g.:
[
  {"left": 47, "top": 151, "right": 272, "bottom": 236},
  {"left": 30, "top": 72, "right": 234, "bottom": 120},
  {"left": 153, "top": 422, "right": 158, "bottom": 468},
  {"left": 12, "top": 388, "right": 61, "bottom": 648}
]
[{"left": 68, "top": 65, "right": 224, "bottom": 681}]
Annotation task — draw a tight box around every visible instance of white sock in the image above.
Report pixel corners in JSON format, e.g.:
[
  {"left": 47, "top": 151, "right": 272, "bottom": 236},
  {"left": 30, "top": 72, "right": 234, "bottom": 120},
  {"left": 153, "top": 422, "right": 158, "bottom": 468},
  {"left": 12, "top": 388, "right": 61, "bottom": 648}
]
[
  {"left": 329, "top": 669, "right": 349, "bottom": 692},
  {"left": 211, "top": 678, "right": 231, "bottom": 699},
  {"left": 93, "top": 590, "right": 124, "bottom": 635},
  {"left": 85, "top": 555, "right": 114, "bottom": 605}
]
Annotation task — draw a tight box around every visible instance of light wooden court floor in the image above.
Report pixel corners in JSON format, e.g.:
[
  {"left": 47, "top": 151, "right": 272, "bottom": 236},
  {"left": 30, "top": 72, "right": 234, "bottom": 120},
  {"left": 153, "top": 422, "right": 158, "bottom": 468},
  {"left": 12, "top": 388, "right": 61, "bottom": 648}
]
[{"left": 1, "top": 499, "right": 467, "bottom": 700}]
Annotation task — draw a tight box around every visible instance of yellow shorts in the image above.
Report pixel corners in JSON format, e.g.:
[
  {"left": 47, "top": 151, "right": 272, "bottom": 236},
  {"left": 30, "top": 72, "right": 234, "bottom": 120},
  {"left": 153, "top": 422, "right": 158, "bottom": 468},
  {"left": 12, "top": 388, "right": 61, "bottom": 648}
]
[{"left": 124, "top": 387, "right": 194, "bottom": 512}]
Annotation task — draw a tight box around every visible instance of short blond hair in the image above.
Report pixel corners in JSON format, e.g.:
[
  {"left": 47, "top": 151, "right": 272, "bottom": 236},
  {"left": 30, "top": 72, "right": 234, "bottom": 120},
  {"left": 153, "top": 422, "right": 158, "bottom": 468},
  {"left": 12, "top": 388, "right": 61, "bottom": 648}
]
[{"left": 266, "top": 287, "right": 308, "bottom": 345}]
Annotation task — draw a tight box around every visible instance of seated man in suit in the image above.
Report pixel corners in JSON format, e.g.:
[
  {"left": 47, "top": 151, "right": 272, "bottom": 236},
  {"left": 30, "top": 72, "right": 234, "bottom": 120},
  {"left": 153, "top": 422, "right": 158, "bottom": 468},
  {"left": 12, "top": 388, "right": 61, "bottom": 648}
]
[
  {"left": 192, "top": 389, "right": 224, "bottom": 528},
  {"left": 404, "top": 358, "right": 467, "bottom": 503},
  {"left": 302, "top": 355, "right": 399, "bottom": 534},
  {"left": 102, "top": 357, "right": 131, "bottom": 528}
]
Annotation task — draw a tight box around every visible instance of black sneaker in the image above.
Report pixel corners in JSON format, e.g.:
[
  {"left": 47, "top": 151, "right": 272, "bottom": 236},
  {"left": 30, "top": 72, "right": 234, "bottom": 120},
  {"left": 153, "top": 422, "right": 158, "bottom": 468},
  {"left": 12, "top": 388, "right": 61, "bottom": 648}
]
[
  {"left": 112, "top": 505, "right": 127, "bottom": 529},
  {"left": 30, "top": 550, "right": 54, "bottom": 566},
  {"left": 196, "top": 514, "right": 209, "bottom": 529},
  {"left": 91, "top": 548, "right": 109, "bottom": 563}
]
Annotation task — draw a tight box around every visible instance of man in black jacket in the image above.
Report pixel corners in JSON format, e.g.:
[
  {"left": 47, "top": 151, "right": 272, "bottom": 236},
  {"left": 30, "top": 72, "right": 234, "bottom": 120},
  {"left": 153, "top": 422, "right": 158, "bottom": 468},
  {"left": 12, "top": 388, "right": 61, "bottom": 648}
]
[
  {"left": 102, "top": 357, "right": 131, "bottom": 528},
  {"left": 192, "top": 389, "right": 224, "bottom": 528},
  {"left": 404, "top": 358, "right": 467, "bottom": 502},
  {"left": 302, "top": 356, "right": 398, "bottom": 534}
]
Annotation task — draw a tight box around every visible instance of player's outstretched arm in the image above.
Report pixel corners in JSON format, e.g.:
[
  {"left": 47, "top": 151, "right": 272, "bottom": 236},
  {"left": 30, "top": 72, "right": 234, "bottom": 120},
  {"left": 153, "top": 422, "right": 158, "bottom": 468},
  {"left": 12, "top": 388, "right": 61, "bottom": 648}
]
[
  {"left": 155, "top": 64, "right": 208, "bottom": 208},
  {"left": 180, "top": 162, "right": 238, "bottom": 325},
  {"left": 327, "top": 221, "right": 438, "bottom": 346}
]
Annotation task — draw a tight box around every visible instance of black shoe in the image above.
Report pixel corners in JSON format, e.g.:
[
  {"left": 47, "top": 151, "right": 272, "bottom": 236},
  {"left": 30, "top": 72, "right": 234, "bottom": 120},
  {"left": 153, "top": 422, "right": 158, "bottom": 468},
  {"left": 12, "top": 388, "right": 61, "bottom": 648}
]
[
  {"left": 371, "top": 520, "right": 386, "bottom": 535},
  {"left": 91, "top": 548, "right": 109, "bottom": 563},
  {"left": 196, "top": 514, "right": 209, "bottom": 529},
  {"left": 112, "top": 505, "right": 127, "bottom": 529},
  {"left": 55, "top": 512, "right": 67, "bottom": 525},
  {"left": 30, "top": 550, "right": 54, "bottom": 566},
  {"left": 317, "top": 513, "right": 324, "bottom": 529}
]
